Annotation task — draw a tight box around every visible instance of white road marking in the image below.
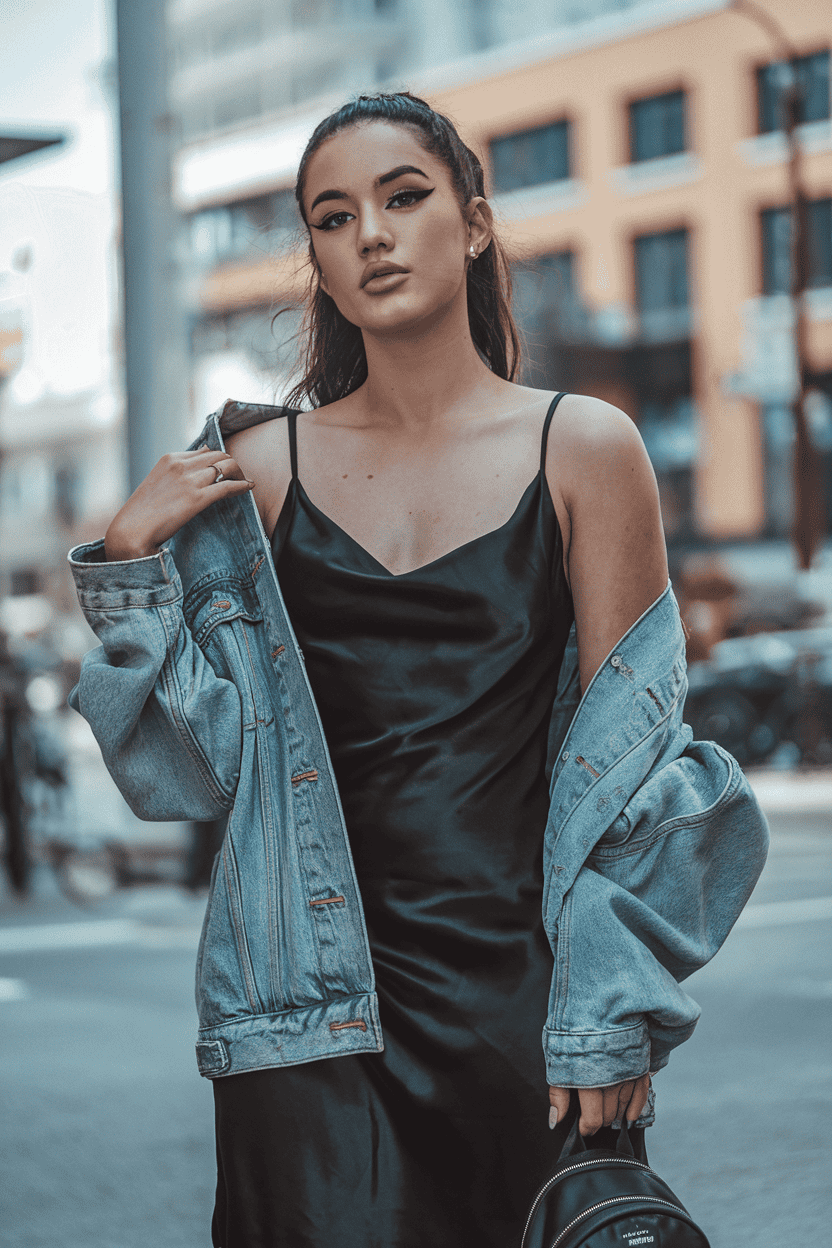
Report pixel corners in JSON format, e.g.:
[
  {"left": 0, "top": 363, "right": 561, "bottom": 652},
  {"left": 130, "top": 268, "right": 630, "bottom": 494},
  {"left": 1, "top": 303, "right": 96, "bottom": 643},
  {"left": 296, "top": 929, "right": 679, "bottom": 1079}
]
[
  {"left": 0, "top": 919, "right": 202, "bottom": 955},
  {"left": 0, "top": 977, "right": 29, "bottom": 1001},
  {"left": 735, "top": 896, "right": 832, "bottom": 928},
  {"left": 747, "top": 772, "right": 832, "bottom": 813},
  {"left": 0, "top": 920, "right": 139, "bottom": 955}
]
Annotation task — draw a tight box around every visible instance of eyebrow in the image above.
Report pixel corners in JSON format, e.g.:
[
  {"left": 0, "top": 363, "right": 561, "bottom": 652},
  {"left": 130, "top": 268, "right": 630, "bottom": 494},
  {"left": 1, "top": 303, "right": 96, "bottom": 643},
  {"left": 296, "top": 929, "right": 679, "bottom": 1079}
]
[{"left": 309, "top": 165, "right": 430, "bottom": 214}]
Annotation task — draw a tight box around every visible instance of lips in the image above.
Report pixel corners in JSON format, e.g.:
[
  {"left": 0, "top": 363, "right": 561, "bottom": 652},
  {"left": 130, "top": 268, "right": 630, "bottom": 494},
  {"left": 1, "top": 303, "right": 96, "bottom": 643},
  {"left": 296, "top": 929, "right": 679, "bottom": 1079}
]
[{"left": 360, "top": 263, "right": 409, "bottom": 288}]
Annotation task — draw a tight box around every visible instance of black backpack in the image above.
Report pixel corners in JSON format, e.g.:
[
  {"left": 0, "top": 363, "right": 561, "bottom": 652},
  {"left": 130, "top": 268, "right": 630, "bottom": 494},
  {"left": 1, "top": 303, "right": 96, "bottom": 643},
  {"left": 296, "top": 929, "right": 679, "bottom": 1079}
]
[{"left": 520, "top": 1112, "right": 710, "bottom": 1248}]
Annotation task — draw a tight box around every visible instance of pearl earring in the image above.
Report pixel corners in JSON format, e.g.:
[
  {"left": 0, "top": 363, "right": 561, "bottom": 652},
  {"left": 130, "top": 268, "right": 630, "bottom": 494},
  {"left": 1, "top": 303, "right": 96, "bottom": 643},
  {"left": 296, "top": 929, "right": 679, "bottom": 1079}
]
[{"left": 469, "top": 246, "right": 476, "bottom": 258}]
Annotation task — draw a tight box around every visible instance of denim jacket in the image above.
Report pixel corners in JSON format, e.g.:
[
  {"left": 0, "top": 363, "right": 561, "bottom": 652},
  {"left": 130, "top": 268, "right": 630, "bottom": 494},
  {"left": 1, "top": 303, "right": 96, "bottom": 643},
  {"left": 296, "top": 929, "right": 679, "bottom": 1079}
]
[{"left": 68, "top": 400, "right": 769, "bottom": 1094}]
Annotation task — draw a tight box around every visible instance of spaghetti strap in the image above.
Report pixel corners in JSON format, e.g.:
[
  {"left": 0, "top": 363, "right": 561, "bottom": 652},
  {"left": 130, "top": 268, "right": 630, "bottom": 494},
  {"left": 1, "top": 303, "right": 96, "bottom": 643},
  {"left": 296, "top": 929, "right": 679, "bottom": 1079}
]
[
  {"left": 540, "top": 392, "right": 567, "bottom": 473},
  {"left": 287, "top": 410, "right": 299, "bottom": 479}
]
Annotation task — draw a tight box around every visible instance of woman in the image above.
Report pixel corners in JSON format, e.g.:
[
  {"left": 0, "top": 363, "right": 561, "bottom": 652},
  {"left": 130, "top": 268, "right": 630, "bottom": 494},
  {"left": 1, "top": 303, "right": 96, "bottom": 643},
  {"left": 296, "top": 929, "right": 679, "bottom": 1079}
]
[{"left": 69, "top": 94, "right": 766, "bottom": 1247}]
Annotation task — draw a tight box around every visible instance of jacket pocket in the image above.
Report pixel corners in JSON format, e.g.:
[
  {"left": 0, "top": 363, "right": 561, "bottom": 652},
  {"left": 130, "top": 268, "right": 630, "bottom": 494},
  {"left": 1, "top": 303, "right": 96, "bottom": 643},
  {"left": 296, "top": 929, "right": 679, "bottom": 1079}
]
[
  {"left": 591, "top": 740, "right": 734, "bottom": 859},
  {"left": 183, "top": 572, "right": 271, "bottom": 728},
  {"left": 183, "top": 570, "right": 263, "bottom": 646}
]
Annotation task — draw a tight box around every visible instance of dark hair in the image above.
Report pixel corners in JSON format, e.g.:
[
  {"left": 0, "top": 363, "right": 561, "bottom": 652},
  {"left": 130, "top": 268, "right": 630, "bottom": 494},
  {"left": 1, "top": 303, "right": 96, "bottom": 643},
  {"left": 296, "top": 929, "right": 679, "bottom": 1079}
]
[{"left": 283, "top": 91, "right": 521, "bottom": 409}]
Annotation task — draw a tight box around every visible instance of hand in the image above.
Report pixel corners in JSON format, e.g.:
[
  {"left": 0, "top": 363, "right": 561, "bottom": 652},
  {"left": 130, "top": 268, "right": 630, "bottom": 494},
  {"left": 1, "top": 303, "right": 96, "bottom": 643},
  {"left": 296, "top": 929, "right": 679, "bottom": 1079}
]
[
  {"left": 104, "top": 449, "right": 254, "bottom": 561},
  {"left": 548, "top": 1073, "right": 651, "bottom": 1136}
]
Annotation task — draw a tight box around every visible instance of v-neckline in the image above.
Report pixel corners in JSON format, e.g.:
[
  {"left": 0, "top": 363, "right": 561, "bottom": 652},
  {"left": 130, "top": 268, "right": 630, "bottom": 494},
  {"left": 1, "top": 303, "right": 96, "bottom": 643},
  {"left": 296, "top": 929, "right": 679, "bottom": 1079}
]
[{"left": 277, "top": 473, "right": 548, "bottom": 580}]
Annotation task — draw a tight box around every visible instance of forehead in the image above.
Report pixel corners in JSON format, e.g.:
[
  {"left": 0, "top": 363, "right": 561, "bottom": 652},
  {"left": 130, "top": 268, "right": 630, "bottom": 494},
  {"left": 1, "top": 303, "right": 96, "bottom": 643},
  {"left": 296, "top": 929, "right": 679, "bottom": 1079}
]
[{"left": 302, "top": 121, "right": 449, "bottom": 202}]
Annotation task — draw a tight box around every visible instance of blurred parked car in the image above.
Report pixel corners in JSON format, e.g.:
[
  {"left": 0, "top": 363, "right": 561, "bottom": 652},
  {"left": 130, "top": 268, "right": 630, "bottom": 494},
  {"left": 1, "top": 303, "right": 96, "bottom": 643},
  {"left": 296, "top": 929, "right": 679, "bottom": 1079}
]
[
  {"left": 686, "top": 627, "right": 832, "bottom": 767},
  {"left": 678, "top": 558, "right": 823, "bottom": 663}
]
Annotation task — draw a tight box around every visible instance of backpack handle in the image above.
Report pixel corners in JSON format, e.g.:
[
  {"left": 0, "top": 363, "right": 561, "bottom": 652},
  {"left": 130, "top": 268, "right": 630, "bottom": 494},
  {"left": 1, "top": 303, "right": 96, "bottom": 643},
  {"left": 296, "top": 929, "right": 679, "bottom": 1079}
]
[{"left": 557, "top": 1097, "right": 644, "bottom": 1163}]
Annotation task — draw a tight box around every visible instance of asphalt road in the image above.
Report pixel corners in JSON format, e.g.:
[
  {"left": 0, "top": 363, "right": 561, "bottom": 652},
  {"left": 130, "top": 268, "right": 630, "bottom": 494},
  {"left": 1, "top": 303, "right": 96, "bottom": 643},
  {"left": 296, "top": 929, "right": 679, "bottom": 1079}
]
[{"left": 1, "top": 809, "right": 830, "bottom": 1248}]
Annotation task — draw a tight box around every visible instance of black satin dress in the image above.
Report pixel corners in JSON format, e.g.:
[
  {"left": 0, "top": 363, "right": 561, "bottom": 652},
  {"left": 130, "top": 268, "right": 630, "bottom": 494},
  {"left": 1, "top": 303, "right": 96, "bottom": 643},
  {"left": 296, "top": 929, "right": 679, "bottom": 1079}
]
[{"left": 211, "top": 396, "right": 575, "bottom": 1248}]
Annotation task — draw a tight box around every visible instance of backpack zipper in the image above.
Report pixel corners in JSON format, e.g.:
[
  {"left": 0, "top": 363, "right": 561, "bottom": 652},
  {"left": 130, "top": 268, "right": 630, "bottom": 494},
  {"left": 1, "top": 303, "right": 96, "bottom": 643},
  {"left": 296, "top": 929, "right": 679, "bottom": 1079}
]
[
  {"left": 550, "top": 1195, "right": 688, "bottom": 1247},
  {"left": 521, "top": 1157, "right": 651, "bottom": 1248}
]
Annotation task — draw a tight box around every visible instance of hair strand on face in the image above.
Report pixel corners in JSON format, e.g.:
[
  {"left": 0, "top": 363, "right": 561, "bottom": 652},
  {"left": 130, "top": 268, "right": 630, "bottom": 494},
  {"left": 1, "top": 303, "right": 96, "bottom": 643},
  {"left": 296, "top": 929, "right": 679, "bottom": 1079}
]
[{"left": 282, "top": 91, "right": 521, "bottom": 409}]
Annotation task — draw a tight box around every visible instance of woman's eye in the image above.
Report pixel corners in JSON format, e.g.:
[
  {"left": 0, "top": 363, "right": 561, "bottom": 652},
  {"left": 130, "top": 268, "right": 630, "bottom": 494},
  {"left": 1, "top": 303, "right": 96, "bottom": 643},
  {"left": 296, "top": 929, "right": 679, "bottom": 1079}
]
[
  {"left": 388, "top": 187, "right": 432, "bottom": 209},
  {"left": 317, "top": 211, "right": 353, "bottom": 231}
]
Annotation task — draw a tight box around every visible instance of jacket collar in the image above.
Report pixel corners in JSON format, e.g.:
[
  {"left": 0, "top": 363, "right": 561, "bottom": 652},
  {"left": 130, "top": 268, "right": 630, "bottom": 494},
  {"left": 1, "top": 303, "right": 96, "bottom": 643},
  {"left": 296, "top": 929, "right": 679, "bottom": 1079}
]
[{"left": 190, "top": 399, "right": 293, "bottom": 452}]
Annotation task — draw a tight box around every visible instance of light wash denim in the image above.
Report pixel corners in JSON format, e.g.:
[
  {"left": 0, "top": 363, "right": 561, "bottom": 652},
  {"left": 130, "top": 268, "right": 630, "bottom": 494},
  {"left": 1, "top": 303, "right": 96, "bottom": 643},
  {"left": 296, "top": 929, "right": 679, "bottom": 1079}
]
[{"left": 68, "top": 400, "right": 769, "bottom": 1100}]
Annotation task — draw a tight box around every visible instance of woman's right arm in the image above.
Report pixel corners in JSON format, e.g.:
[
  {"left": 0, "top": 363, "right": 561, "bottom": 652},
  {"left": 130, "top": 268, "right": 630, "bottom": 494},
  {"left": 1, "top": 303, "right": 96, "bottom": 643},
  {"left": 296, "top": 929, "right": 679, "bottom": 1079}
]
[{"left": 69, "top": 449, "right": 255, "bottom": 822}]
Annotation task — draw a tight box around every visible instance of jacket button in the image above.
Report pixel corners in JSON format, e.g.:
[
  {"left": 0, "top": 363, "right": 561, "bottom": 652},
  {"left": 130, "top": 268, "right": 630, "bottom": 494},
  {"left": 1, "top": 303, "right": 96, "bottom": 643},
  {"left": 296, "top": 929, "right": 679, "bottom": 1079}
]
[{"left": 610, "top": 655, "right": 622, "bottom": 667}]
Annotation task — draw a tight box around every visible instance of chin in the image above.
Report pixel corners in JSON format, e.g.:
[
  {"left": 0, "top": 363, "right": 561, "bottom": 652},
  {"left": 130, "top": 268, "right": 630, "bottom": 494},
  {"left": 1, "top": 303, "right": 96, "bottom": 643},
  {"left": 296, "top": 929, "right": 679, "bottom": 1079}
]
[{"left": 354, "top": 291, "right": 460, "bottom": 338}]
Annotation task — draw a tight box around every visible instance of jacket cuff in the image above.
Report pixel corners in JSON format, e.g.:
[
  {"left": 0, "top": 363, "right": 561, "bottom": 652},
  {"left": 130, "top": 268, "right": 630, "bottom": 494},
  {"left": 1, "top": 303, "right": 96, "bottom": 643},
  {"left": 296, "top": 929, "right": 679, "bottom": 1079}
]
[
  {"left": 68, "top": 540, "right": 183, "bottom": 609},
  {"left": 647, "top": 1020, "right": 697, "bottom": 1074},
  {"left": 544, "top": 1022, "right": 650, "bottom": 1088}
]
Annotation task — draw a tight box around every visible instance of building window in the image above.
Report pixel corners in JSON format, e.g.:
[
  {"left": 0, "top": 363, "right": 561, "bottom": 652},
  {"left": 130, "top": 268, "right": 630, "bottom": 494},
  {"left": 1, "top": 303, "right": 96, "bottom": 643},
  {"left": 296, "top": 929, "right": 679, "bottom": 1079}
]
[
  {"left": 634, "top": 228, "right": 690, "bottom": 339},
  {"left": 512, "top": 251, "right": 583, "bottom": 334},
  {"left": 214, "top": 89, "right": 261, "bottom": 131},
  {"left": 190, "top": 190, "right": 298, "bottom": 265},
  {"left": 761, "top": 198, "right": 832, "bottom": 294},
  {"left": 54, "top": 464, "right": 79, "bottom": 528},
  {"left": 638, "top": 397, "right": 699, "bottom": 540},
  {"left": 489, "top": 120, "right": 571, "bottom": 193},
  {"left": 629, "top": 89, "right": 686, "bottom": 163},
  {"left": 808, "top": 198, "right": 832, "bottom": 288},
  {"left": 757, "top": 50, "right": 830, "bottom": 134},
  {"left": 10, "top": 568, "right": 41, "bottom": 596}
]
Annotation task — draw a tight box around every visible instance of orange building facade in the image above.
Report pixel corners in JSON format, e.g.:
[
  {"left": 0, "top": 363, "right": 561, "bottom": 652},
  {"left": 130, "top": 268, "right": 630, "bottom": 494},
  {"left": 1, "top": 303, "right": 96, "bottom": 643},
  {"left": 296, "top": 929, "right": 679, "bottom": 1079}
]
[{"left": 180, "top": 0, "right": 832, "bottom": 546}]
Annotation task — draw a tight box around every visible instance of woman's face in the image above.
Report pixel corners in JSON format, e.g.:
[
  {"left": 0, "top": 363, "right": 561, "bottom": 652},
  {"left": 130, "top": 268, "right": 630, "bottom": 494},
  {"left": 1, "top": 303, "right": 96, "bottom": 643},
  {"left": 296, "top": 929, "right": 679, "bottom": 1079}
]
[{"left": 301, "top": 120, "right": 490, "bottom": 337}]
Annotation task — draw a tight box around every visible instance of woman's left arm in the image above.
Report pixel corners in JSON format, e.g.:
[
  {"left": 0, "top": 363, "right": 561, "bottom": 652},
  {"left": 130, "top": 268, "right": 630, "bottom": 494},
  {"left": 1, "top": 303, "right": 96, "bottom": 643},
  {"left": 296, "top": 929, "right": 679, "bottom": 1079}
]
[{"left": 545, "top": 394, "right": 668, "bottom": 1135}]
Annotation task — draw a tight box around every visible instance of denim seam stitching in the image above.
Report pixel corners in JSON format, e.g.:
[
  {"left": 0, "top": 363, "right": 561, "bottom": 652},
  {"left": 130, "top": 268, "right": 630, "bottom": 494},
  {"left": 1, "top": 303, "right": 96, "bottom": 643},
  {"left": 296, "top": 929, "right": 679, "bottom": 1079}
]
[
  {"left": 196, "top": 989, "right": 376, "bottom": 1031},
  {"left": 554, "top": 687, "right": 685, "bottom": 843},
  {"left": 156, "top": 606, "right": 234, "bottom": 807},
  {"left": 253, "top": 723, "right": 282, "bottom": 1010},
  {"left": 589, "top": 747, "right": 740, "bottom": 859},
  {"left": 222, "top": 835, "right": 265, "bottom": 1015}
]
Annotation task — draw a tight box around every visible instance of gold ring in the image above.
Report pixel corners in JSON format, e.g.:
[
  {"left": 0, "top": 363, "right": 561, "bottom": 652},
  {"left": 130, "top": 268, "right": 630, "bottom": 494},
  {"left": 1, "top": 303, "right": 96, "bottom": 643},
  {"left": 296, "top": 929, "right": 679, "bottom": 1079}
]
[{"left": 213, "top": 464, "right": 225, "bottom": 483}]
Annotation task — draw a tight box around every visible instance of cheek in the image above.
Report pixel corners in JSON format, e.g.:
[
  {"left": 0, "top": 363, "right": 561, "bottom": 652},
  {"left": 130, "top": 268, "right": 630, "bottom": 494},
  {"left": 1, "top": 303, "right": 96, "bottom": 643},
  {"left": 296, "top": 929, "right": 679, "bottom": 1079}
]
[{"left": 412, "top": 211, "right": 467, "bottom": 287}]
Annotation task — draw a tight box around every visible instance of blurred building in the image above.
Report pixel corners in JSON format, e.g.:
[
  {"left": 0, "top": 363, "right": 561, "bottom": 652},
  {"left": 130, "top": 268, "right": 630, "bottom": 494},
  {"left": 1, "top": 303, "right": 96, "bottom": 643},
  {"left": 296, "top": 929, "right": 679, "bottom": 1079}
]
[
  {"left": 172, "top": 0, "right": 832, "bottom": 547},
  {"left": 0, "top": 174, "right": 123, "bottom": 686}
]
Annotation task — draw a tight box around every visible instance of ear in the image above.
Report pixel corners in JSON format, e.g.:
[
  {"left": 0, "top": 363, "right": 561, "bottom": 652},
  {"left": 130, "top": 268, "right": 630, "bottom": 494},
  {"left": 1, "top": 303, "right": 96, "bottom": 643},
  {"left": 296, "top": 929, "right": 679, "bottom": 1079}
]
[{"left": 466, "top": 197, "right": 493, "bottom": 257}]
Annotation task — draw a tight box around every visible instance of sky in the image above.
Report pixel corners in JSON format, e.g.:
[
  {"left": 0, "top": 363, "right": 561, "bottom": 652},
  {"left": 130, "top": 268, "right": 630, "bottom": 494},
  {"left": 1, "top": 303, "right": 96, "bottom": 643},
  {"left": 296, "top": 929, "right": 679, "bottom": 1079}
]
[
  {"left": 0, "top": 0, "right": 115, "bottom": 199},
  {"left": 0, "top": 0, "right": 118, "bottom": 412}
]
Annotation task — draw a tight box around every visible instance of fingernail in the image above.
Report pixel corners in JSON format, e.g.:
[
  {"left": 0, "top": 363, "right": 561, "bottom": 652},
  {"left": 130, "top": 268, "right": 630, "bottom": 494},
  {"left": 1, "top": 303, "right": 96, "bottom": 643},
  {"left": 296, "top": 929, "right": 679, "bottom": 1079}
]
[{"left": 548, "top": 1107, "right": 558, "bottom": 1130}]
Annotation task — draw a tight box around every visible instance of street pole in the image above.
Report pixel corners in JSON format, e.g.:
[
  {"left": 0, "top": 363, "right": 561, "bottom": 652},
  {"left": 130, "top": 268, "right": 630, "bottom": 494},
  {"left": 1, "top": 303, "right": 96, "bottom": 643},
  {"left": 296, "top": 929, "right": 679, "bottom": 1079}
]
[
  {"left": 116, "top": 0, "right": 189, "bottom": 493},
  {"left": 731, "top": 0, "right": 824, "bottom": 570}
]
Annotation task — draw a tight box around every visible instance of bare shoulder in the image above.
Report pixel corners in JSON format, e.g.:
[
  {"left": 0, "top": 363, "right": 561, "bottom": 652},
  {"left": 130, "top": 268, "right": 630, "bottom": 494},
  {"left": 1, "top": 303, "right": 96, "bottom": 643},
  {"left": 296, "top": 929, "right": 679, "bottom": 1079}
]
[
  {"left": 225, "top": 413, "right": 292, "bottom": 533},
  {"left": 549, "top": 393, "right": 645, "bottom": 460},
  {"left": 545, "top": 393, "right": 654, "bottom": 504}
]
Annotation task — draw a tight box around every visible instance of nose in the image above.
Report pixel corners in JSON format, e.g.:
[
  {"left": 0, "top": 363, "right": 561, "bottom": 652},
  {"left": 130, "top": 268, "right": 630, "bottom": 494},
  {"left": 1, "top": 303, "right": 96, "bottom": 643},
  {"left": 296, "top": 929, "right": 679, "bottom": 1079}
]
[{"left": 356, "top": 203, "right": 394, "bottom": 256}]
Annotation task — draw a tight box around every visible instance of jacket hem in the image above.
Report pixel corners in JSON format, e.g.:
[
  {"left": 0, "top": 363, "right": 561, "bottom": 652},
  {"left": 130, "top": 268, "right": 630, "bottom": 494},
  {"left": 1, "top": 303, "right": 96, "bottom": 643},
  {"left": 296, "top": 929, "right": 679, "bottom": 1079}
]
[{"left": 195, "top": 991, "right": 383, "bottom": 1078}]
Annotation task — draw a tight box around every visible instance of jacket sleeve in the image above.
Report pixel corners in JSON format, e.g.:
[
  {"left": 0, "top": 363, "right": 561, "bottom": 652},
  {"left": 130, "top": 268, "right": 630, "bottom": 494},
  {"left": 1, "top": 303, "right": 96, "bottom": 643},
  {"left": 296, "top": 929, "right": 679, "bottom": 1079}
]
[
  {"left": 543, "top": 739, "right": 769, "bottom": 1088},
  {"left": 68, "top": 541, "right": 242, "bottom": 821}
]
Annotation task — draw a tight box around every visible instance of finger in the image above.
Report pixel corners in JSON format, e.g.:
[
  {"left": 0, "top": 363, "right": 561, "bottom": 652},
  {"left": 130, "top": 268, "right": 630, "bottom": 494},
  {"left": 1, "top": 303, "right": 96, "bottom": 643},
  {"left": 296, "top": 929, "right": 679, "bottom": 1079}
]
[
  {"left": 548, "top": 1086, "right": 571, "bottom": 1129},
  {"left": 577, "top": 1088, "right": 603, "bottom": 1137},
  {"left": 625, "top": 1074, "right": 651, "bottom": 1122},
  {"left": 611, "top": 1080, "right": 635, "bottom": 1127},
  {"left": 599, "top": 1083, "right": 623, "bottom": 1128},
  {"left": 212, "top": 477, "right": 256, "bottom": 497},
  {"left": 199, "top": 458, "right": 250, "bottom": 485}
]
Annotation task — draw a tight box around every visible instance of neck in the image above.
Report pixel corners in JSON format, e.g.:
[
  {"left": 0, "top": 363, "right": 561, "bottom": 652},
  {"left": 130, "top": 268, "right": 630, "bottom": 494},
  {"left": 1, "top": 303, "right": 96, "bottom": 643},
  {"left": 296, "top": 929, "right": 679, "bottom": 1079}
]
[{"left": 358, "top": 297, "right": 505, "bottom": 432}]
